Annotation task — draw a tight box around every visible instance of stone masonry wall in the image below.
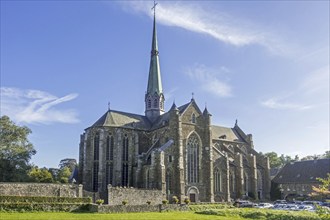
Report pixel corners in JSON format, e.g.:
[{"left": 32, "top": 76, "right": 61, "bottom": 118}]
[
  {"left": 0, "top": 183, "right": 82, "bottom": 197},
  {"left": 108, "top": 186, "right": 165, "bottom": 205}
]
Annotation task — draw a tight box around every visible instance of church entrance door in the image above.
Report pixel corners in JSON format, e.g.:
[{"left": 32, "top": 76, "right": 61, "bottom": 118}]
[
  {"left": 189, "top": 193, "right": 196, "bottom": 202},
  {"left": 187, "top": 187, "right": 199, "bottom": 203}
]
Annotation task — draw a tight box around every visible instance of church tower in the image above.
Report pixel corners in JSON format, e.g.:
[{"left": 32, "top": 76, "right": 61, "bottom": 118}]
[{"left": 145, "top": 5, "right": 165, "bottom": 122}]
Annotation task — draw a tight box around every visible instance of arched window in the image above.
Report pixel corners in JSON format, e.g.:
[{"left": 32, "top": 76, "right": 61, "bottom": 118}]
[
  {"left": 93, "top": 134, "right": 99, "bottom": 161},
  {"left": 230, "top": 171, "right": 235, "bottom": 193},
  {"left": 191, "top": 113, "right": 196, "bottom": 123},
  {"left": 257, "top": 169, "right": 263, "bottom": 199},
  {"left": 153, "top": 98, "right": 158, "bottom": 108},
  {"left": 106, "top": 135, "right": 114, "bottom": 186},
  {"left": 147, "top": 99, "right": 152, "bottom": 108},
  {"left": 244, "top": 172, "right": 249, "bottom": 194},
  {"left": 146, "top": 169, "right": 151, "bottom": 188},
  {"left": 122, "top": 134, "right": 129, "bottom": 186},
  {"left": 187, "top": 133, "right": 200, "bottom": 183},
  {"left": 106, "top": 135, "right": 114, "bottom": 161},
  {"left": 166, "top": 169, "right": 173, "bottom": 194},
  {"left": 93, "top": 133, "right": 99, "bottom": 191},
  {"left": 214, "top": 168, "right": 222, "bottom": 192}
]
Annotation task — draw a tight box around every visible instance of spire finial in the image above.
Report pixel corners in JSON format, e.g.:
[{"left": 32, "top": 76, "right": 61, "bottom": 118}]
[
  {"left": 151, "top": 1, "right": 158, "bottom": 16},
  {"left": 191, "top": 92, "right": 194, "bottom": 100},
  {"left": 235, "top": 119, "right": 238, "bottom": 126},
  {"left": 108, "top": 102, "right": 110, "bottom": 111}
]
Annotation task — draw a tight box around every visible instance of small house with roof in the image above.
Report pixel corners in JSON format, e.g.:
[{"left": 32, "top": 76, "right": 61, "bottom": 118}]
[{"left": 272, "top": 159, "right": 330, "bottom": 200}]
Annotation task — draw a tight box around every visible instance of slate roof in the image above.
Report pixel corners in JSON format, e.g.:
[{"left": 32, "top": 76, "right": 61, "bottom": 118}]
[
  {"left": 91, "top": 110, "right": 151, "bottom": 130},
  {"left": 211, "top": 125, "right": 244, "bottom": 142},
  {"left": 272, "top": 159, "right": 330, "bottom": 184}
]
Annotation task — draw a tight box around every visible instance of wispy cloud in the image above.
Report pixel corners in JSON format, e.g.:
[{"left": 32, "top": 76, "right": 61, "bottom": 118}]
[
  {"left": 164, "top": 87, "right": 178, "bottom": 101},
  {"left": 0, "top": 87, "right": 79, "bottom": 124},
  {"left": 118, "top": 1, "right": 292, "bottom": 56},
  {"left": 301, "top": 65, "right": 329, "bottom": 96},
  {"left": 261, "top": 65, "right": 329, "bottom": 111},
  {"left": 261, "top": 98, "right": 313, "bottom": 110},
  {"left": 185, "top": 64, "right": 232, "bottom": 97}
]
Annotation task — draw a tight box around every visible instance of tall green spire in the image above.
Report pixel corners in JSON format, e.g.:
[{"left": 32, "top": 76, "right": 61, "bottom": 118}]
[
  {"left": 145, "top": 2, "right": 165, "bottom": 122},
  {"left": 147, "top": 10, "right": 163, "bottom": 95}
]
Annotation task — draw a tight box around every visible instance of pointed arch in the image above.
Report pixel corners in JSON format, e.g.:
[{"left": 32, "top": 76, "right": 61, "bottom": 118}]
[
  {"left": 121, "top": 134, "right": 129, "bottom": 186},
  {"left": 191, "top": 113, "right": 196, "bottom": 123},
  {"left": 214, "top": 168, "right": 222, "bottom": 192},
  {"left": 257, "top": 169, "right": 263, "bottom": 199},
  {"left": 186, "top": 132, "right": 201, "bottom": 183},
  {"left": 166, "top": 168, "right": 173, "bottom": 194}
]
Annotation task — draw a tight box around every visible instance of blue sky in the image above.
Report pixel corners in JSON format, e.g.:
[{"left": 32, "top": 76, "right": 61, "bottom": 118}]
[{"left": 1, "top": 1, "right": 329, "bottom": 168}]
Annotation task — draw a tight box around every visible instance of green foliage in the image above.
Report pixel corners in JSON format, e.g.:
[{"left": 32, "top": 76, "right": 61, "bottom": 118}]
[
  {"left": 188, "top": 203, "right": 233, "bottom": 211},
  {"left": 310, "top": 173, "right": 330, "bottom": 201},
  {"left": 0, "top": 115, "right": 36, "bottom": 182},
  {"left": 59, "top": 158, "right": 77, "bottom": 172},
  {"left": 95, "top": 199, "right": 104, "bottom": 205},
  {"left": 122, "top": 200, "right": 128, "bottom": 205},
  {"left": 171, "top": 196, "right": 179, "bottom": 204},
  {"left": 146, "top": 200, "right": 151, "bottom": 205},
  {"left": 0, "top": 211, "right": 247, "bottom": 220},
  {"left": 28, "top": 167, "right": 54, "bottom": 183},
  {"left": 184, "top": 198, "right": 190, "bottom": 204},
  {"left": 0, "top": 195, "right": 92, "bottom": 204},
  {"left": 262, "top": 152, "right": 283, "bottom": 168},
  {"left": 0, "top": 203, "right": 89, "bottom": 212},
  {"left": 58, "top": 167, "right": 71, "bottom": 183},
  {"left": 162, "top": 199, "right": 168, "bottom": 204},
  {"left": 196, "top": 208, "right": 323, "bottom": 220}
]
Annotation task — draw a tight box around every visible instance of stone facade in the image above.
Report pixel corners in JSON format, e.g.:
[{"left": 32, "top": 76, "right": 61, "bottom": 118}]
[
  {"left": 108, "top": 186, "right": 165, "bottom": 205},
  {"left": 78, "top": 10, "right": 270, "bottom": 204},
  {"left": 0, "top": 183, "right": 83, "bottom": 197},
  {"left": 272, "top": 159, "right": 330, "bottom": 200}
]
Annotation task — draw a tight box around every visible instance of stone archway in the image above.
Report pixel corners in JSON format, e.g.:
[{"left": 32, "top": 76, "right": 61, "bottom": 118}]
[{"left": 187, "top": 186, "right": 199, "bottom": 203}]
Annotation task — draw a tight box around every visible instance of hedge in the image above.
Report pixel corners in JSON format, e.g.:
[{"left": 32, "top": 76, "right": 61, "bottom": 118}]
[
  {"left": 0, "top": 195, "right": 92, "bottom": 204},
  {"left": 196, "top": 208, "right": 328, "bottom": 220},
  {"left": 0, "top": 202, "right": 91, "bottom": 212}
]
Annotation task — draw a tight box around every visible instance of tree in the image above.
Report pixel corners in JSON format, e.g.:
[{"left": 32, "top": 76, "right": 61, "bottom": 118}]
[
  {"left": 309, "top": 173, "right": 330, "bottom": 201},
  {"left": 57, "top": 166, "right": 71, "bottom": 183},
  {"left": 262, "top": 152, "right": 282, "bottom": 168},
  {"left": 0, "top": 115, "right": 36, "bottom": 182},
  {"left": 323, "top": 151, "right": 330, "bottom": 159},
  {"left": 59, "top": 158, "right": 77, "bottom": 172},
  {"left": 28, "top": 167, "right": 53, "bottom": 183}
]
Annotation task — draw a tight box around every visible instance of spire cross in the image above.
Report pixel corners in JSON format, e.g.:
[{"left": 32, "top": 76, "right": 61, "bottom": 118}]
[{"left": 151, "top": 1, "right": 158, "bottom": 15}]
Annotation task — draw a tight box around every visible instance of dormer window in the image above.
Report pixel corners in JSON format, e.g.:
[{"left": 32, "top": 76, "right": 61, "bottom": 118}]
[{"left": 191, "top": 113, "right": 196, "bottom": 123}]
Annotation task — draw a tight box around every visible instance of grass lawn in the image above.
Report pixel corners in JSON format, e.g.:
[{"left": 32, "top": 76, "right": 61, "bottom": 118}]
[{"left": 0, "top": 211, "right": 249, "bottom": 220}]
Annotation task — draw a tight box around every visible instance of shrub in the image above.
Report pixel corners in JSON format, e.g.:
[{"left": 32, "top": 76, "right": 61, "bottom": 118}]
[
  {"left": 96, "top": 199, "right": 104, "bottom": 205},
  {"left": 162, "top": 200, "right": 168, "bottom": 205},
  {"left": 172, "top": 196, "right": 179, "bottom": 204},
  {"left": 122, "top": 200, "right": 128, "bottom": 205},
  {"left": 184, "top": 198, "right": 190, "bottom": 205},
  {"left": 0, "top": 195, "right": 91, "bottom": 204}
]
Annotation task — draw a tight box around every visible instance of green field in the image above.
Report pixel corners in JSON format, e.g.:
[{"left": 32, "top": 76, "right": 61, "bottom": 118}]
[{"left": 0, "top": 212, "right": 247, "bottom": 220}]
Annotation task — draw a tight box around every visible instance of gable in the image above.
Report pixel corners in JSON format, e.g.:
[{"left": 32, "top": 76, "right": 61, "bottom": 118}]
[{"left": 179, "top": 100, "right": 203, "bottom": 124}]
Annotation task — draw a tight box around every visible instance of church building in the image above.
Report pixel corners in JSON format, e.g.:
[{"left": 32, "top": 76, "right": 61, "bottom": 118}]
[{"left": 78, "top": 9, "right": 270, "bottom": 203}]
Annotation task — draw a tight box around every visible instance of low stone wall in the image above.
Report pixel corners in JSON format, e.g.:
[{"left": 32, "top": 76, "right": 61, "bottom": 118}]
[
  {"left": 0, "top": 183, "right": 82, "bottom": 198},
  {"left": 108, "top": 186, "right": 165, "bottom": 205},
  {"left": 90, "top": 204, "right": 189, "bottom": 213}
]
